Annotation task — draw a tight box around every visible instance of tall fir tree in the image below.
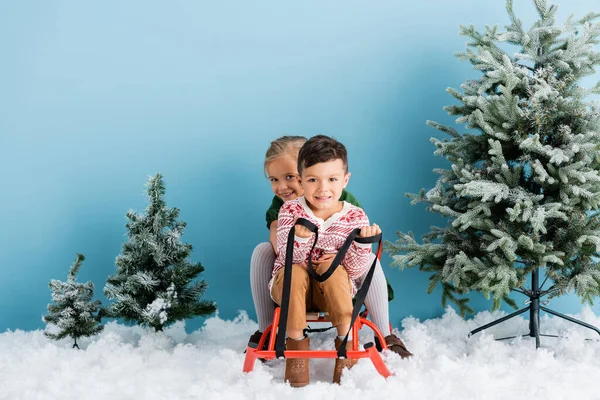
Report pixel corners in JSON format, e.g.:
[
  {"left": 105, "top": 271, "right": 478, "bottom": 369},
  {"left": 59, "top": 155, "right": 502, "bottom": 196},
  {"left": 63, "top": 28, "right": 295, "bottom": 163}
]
[
  {"left": 43, "top": 254, "right": 104, "bottom": 348},
  {"left": 386, "top": 0, "right": 600, "bottom": 316},
  {"left": 103, "top": 173, "right": 216, "bottom": 331}
]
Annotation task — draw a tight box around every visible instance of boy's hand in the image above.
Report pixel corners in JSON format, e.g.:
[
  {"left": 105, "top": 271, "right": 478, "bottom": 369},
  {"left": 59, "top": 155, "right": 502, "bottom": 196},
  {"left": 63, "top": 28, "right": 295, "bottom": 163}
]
[
  {"left": 313, "top": 253, "right": 336, "bottom": 274},
  {"left": 358, "top": 223, "right": 381, "bottom": 238},
  {"left": 317, "top": 253, "right": 336, "bottom": 263},
  {"left": 294, "top": 224, "right": 313, "bottom": 239}
]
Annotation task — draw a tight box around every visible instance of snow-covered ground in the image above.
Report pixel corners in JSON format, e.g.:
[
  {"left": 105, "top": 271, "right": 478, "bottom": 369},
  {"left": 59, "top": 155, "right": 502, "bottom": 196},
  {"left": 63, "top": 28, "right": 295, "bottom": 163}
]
[{"left": 2, "top": 307, "right": 600, "bottom": 400}]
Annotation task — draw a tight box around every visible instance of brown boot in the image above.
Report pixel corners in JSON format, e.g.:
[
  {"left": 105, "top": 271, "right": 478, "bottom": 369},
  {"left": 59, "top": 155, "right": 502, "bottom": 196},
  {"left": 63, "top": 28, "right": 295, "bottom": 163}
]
[
  {"left": 285, "top": 336, "right": 310, "bottom": 387},
  {"left": 333, "top": 337, "right": 358, "bottom": 384},
  {"left": 381, "top": 334, "right": 413, "bottom": 359}
]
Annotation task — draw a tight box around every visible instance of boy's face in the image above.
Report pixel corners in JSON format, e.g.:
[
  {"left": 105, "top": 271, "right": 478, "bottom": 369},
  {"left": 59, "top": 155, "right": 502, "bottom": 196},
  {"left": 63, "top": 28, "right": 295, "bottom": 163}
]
[
  {"left": 266, "top": 156, "right": 303, "bottom": 202},
  {"left": 299, "top": 159, "right": 350, "bottom": 218}
]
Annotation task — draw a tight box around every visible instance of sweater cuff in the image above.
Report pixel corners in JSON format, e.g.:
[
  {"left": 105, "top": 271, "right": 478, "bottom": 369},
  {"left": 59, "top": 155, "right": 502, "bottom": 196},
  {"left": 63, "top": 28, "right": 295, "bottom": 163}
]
[
  {"left": 295, "top": 236, "right": 310, "bottom": 244},
  {"left": 354, "top": 241, "right": 372, "bottom": 250}
]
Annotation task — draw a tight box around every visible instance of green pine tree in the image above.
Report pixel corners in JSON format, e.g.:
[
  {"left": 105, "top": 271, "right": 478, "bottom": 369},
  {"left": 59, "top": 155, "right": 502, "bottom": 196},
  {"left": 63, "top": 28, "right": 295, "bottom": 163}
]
[
  {"left": 386, "top": 0, "right": 600, "bottom": 316},
  {"left": 43, "top": 254, "right": 104, "bottom": 348},
  {"left": 103, "top": 173, "right": 216, "bottom": 331}
]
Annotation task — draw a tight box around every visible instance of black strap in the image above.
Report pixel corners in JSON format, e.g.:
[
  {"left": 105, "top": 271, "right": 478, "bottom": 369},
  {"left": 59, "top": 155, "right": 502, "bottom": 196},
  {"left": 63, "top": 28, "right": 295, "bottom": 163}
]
[
  {"left": 304, "top": 325, "right": 336, "bottom": 334},
  {"left": 275, "top": 221, "right": 301, "bottom": 358},
  {"left": 336, "top": 234, "right": 380, "bottom": 358},
  {"left": 275, "top": 217, "right": 382, "bottom": 359},
  {"left": 307, "top": 226, "right": 362, "bottom": 283}
]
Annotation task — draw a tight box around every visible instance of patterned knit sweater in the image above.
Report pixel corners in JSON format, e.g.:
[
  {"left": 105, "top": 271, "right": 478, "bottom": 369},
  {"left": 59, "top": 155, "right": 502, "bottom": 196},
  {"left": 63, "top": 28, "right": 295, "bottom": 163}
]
[{"left": 270, "top": 197, "right": 372, "bottom": 296}]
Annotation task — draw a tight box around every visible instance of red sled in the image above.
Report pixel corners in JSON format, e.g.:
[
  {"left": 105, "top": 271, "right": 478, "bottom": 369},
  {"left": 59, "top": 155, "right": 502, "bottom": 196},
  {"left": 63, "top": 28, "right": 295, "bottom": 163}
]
[
  {"left": 243, "top": 307, "right": 392, "bottom": 378},
  {"left": 243, "top": 221, "right": 393, "bottom": 379}
]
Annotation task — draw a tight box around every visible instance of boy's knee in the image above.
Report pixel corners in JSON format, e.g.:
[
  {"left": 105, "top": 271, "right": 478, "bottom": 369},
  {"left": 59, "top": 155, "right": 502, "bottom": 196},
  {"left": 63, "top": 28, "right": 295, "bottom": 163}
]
[
  {"left": 329, "top": 265, "right": 350, "bottom": 282},
  {"left": 271, "top": 265, "right": 310, "bottom": 304},
  {"left": 319, "top": 266, "right": 352, "bottom": 296},
  {"left": 291, "top": 264, "right": 309, "bottom": 281}
]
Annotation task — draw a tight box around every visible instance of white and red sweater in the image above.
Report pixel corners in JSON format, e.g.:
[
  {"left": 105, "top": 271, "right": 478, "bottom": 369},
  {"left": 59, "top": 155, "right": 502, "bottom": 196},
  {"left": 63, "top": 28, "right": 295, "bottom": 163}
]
[{"left": 270, "top": 197, "right": 372, "bottom": 297}]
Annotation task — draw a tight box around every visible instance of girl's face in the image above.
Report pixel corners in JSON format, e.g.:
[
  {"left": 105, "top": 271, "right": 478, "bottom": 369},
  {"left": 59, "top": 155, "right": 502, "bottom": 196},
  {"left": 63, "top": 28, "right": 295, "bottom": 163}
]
[{"left": 266, "top": 155, "right": 304, "bottom": 202}]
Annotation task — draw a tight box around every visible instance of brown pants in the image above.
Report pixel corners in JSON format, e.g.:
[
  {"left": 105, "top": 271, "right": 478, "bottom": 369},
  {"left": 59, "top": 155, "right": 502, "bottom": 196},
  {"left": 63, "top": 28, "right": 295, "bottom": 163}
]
[{"left": 271, "top": 264, "right": 353, "bottom": 332}]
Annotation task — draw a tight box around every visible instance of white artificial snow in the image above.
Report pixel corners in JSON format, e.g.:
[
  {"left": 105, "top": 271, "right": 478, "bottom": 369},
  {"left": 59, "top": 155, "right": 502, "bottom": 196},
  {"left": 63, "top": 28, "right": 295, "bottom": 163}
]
[
  {"left": 144, "top": 298, "right": 170, "bottom": 325},
  {"left": 2, "top": 307, "right": 600, "bottom": 399}
]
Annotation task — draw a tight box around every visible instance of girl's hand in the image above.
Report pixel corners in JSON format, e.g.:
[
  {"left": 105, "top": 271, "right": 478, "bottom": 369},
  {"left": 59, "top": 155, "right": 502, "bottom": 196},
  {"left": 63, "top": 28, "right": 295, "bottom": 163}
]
[
  {"left": 269, "top": 221, "right": 278, "bottom": 255},
  {"left": 359, "top": 223, "right": 381, "bottom": 238}
]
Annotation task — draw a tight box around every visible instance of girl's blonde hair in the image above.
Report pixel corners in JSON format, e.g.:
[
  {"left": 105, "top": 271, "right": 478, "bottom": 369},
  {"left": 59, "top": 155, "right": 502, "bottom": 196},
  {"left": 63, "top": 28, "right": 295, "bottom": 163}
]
[{"left": 264, "top": 135, "right": 307, "bottom": 176}]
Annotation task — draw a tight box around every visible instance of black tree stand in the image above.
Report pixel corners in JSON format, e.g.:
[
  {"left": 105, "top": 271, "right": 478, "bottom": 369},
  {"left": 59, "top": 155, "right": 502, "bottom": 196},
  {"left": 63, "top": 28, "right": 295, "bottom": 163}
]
[{"left": 468, "top": 268, "right": 600, "bottom": 348}]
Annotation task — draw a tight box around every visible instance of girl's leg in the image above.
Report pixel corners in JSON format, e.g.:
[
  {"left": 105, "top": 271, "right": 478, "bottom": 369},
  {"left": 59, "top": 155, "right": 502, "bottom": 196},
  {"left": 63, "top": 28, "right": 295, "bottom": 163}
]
[
  {"left": 250, "top": 242, "right": 276, "bottom": 332},
  {"left": 361, "top": 255, "right": 414, "bottom": 358},
  {"left": 362, "top": 254, "right": 391, "bottom": 336}
]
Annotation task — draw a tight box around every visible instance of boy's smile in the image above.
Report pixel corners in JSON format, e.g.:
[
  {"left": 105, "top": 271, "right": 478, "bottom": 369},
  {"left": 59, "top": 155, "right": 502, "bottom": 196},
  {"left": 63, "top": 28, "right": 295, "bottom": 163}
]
[
  {"left": 315, "top": 195, "right": 333, "bottom": 201},
  {"left": 300, "top": 159, "right": 350, "bottom": 220}
]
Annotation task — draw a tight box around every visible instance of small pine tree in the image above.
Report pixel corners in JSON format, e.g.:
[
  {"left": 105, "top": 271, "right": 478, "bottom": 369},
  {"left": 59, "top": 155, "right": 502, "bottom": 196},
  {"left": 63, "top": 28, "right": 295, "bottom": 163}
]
[
  {"left": 43, "top": 254, "right": 104, "bottom": 348},
  {"left": 386, "top": 0, "right": 600, "bottom": 316},
  {"left": 103, "top": 173, "right": 216, "bottom": 331}
]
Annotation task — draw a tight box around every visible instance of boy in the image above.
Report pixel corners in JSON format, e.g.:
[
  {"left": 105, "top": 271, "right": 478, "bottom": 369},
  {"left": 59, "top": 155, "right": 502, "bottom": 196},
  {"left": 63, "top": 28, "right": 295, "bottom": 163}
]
[{"left": 269, "top": 134, "right": 381, "bottom": 387}]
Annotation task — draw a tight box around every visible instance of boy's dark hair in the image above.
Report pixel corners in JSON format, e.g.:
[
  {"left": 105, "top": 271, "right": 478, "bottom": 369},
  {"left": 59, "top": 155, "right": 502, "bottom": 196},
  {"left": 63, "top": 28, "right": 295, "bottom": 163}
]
[{"left": 297, "top": 135, "right": 348, "bottom": 175}]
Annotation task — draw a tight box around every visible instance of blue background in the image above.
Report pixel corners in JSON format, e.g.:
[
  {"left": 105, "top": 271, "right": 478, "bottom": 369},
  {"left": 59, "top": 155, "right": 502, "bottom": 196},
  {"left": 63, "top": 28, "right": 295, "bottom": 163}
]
[{"left": 1, "top": 0, "right": 599, "bottom": 333}]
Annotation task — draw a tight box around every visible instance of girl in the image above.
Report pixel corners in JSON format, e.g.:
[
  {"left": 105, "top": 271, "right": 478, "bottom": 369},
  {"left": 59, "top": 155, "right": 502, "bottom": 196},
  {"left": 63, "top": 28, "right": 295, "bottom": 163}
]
[{"left": 249, "top": 135, "right": 412, "bottom": 358}]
